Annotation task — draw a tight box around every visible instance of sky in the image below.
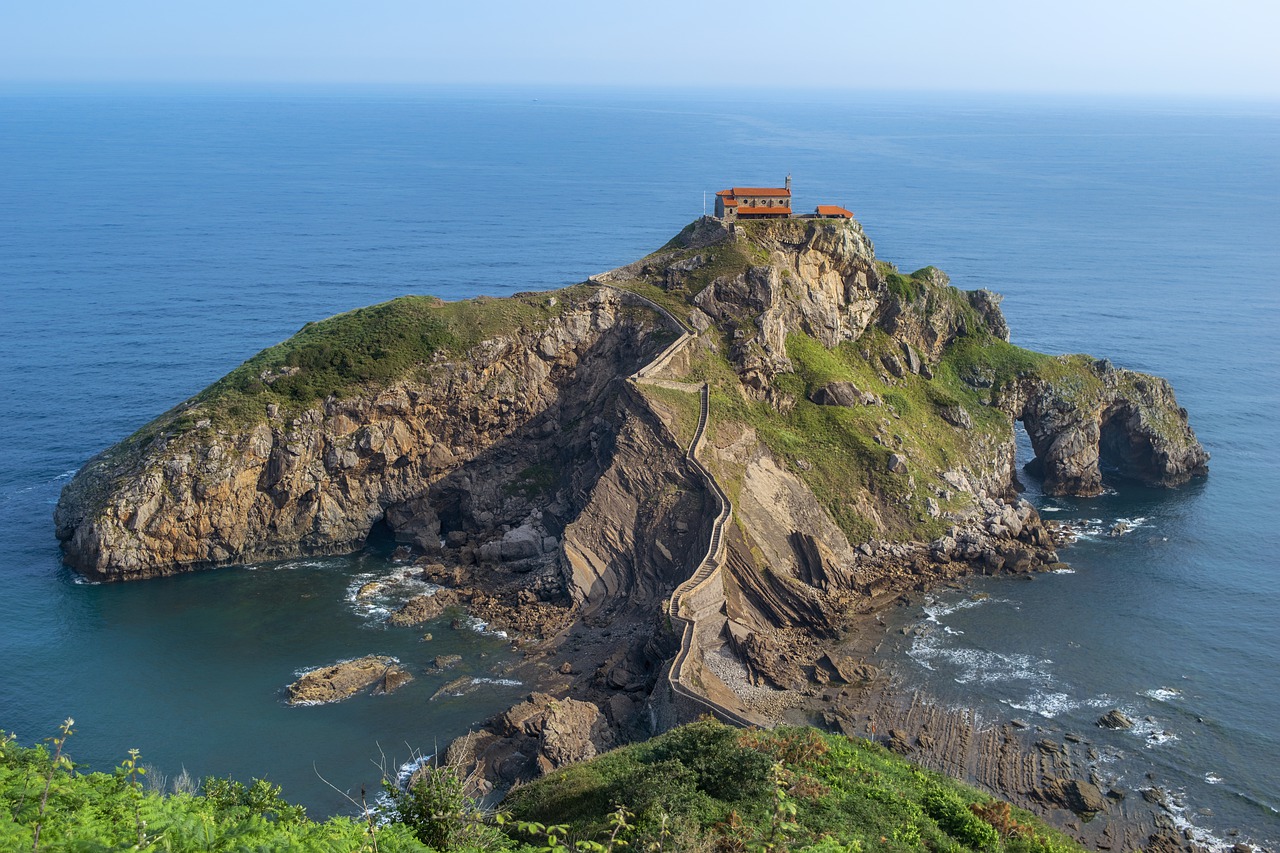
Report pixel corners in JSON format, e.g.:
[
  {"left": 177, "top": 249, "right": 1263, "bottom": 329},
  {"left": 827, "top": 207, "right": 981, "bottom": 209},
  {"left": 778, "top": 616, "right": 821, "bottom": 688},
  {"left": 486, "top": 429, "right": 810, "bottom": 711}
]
[{"left": 3, "top": 0, "right": 1278, "bottom": 99}]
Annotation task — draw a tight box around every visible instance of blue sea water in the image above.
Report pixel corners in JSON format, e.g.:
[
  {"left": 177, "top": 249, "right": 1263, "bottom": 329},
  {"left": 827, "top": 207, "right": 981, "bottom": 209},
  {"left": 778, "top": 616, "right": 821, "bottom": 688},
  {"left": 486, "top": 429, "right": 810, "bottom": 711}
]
[{"left": 0, "top": 88, "right": 1277, "bottom": 839}]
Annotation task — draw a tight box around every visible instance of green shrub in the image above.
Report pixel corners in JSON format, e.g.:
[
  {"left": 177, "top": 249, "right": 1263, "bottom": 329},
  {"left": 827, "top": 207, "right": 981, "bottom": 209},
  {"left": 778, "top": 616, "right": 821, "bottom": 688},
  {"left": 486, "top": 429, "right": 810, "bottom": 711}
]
[{"left": 924, "top": 787, "right": 1001, "bottom": 852}]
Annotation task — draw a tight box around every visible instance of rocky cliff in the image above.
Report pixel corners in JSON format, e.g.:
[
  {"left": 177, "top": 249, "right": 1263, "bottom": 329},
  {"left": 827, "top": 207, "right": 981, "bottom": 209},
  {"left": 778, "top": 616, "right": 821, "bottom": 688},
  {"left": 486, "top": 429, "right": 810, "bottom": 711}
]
[{"left": 55, "top": 287, "right": 682, "bottom": 580}]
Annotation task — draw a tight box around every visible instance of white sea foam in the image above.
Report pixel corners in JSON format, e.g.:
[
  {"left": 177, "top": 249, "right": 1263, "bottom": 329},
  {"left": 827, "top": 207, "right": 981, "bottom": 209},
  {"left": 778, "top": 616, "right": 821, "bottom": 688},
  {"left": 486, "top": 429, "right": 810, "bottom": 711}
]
[
  {"left": 462, "top": 616, "right": 508, "bottom": 640},
  {"left": 910, "top": 631, "right": 1049, "bottom": 688},
  {"left": 344, "top": 568, "right": 439, "bottom": 624},
  {"left": 270, "top": 559, "right": 329, "bottom": 571},
  {"left": 1050, "top": 566, "right": 1076, "bottom": 574},
  {"left": 1143, "top": 686, "right": 1182, "bottom": 702},
  {"left": 470, "top": 677, "right": 522, "bottom": 688},
  {"left": 1002, "top": 690, "right": 1111, "bottom": 719},
  {"left": 1156, "top": 787, "right": 1239, "bottom": 852},
  {"left": 1204, "top": 773, "right": 1224, "bottom": 785},
  {"left": 920, "top": 593, "right": 998, "bottom": 623},
  {"left": 1130, "top": 717, "right": 1179, "bottom": 747},
  {"left": 367, "top": 754, "right": 437, "bottom": 817}
]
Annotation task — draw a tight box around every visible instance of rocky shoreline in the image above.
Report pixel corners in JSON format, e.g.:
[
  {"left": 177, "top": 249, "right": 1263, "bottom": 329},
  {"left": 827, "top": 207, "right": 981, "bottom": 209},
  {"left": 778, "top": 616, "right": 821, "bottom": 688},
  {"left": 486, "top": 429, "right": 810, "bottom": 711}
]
[{"left": 411, "top": 553, "right": 1216, "bottom": 853}]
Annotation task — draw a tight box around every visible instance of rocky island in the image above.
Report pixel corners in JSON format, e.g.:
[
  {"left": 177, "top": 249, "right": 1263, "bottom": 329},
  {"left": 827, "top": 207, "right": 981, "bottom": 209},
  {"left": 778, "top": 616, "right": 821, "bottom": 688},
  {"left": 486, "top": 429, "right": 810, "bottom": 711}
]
[{"left": 55, "top": 215, "right": 1207, "bottom": 850}]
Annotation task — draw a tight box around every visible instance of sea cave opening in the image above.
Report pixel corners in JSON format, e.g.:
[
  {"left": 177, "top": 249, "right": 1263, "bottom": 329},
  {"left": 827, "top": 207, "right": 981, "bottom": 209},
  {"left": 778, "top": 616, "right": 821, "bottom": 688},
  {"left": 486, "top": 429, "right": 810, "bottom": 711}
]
[
  {"left": 362, "top": 516, "right": 397, "bottom": 555},
  {"left": 1099, "top": 403, "right": 1158, "bottom": 485}
]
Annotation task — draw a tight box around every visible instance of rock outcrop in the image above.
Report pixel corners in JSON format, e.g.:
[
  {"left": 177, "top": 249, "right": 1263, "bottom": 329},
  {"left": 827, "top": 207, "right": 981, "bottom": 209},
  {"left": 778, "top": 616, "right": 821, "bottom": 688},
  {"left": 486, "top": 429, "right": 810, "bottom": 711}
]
[
  {"left": 440, "top": 692, "right": 612, "bottom": 794},
  {"left": 1000, "top": 360, "right": 1209, "bottom": 496},
  {"left": 55, "top": 288, "right": 670, "bottom": 581},
  {"left": 286, "top": 655, "right": 407, "bottom": 705}
]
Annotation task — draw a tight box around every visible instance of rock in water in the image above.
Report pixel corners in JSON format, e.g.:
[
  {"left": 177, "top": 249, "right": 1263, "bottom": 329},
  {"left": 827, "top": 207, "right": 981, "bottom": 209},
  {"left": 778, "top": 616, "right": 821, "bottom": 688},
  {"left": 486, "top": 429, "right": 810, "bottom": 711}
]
[
  {"left": 287, "top": 655, "right": 398, "bottom": 705},
  {"left": 374, "top": 665, "right": 413, "bottom": 696},
  {"left": 1097, "top": 709, "right": 1135, "bottom": 729},
  {"left": 387, "top": 589, "right": 460, "bottom": 626}
]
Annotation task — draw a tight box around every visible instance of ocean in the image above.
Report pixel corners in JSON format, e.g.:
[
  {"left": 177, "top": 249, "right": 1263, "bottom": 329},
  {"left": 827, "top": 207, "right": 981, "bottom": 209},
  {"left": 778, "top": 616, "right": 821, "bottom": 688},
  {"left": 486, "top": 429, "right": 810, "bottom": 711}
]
[{"left": 1, "top": 88, "right": 1276, "bottom": 842}]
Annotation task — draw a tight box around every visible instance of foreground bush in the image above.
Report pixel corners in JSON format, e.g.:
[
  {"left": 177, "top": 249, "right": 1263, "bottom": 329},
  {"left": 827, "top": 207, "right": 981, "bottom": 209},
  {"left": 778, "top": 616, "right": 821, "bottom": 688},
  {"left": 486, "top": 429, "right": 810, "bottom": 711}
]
[{"left": 0, "top": 721, "right": 430, "bottom": 852}]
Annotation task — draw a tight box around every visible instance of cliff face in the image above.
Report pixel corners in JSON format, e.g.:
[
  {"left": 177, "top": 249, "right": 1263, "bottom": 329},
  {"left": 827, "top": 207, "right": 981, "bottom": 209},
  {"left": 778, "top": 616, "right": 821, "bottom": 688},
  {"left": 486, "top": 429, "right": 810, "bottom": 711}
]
[
  {"left": 55, "top": 288, "right": 674, "bottom": 580},
  {"left": 1003, "top": 361, "right": 1209, "bottom": 496}
]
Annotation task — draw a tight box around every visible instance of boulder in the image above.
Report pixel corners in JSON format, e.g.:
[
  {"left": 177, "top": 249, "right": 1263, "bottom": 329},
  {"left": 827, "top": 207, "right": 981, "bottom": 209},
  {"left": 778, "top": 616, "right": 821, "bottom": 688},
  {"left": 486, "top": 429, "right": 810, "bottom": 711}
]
[
  {"left": 901, "top": 343, "right": 922, "bottom": 375},
  {"left": 387, "top": 589, "right": 460, "bottom": 626},
  {"left": 940, "top": 405, "right": 973, "bottom": 430},
  {"left": 1033, "top": 777, "right": 1109, "bottom": 816},
  {"left": 1097, "top": 709, "right": 1135, "bottom": 730},
  {"left": 809, "top": 382, "right": 865, "bottom": 408},
  {"left": 740, "top": 631, "right": 806, "bottom": 690},
  {"left": 443, "top": 692, "right": 612, "bottom": 792},
  {"left": 819, "top": 652, "right": 879, "bottom": 684},
  {"left": 431, "top": 654, "right": 463, "bottom": 672},
  {"left": 373, "top": 664, "right": 413, "bottom": 695},
  {"left": 287, "top": 655, "right": 398, "bottom": 705},
  {"left": 881, "top": 353, "right": 907, "bottom": 378},
  {"left": 478, "top": 523, "right": 546, "bottom": 563}
]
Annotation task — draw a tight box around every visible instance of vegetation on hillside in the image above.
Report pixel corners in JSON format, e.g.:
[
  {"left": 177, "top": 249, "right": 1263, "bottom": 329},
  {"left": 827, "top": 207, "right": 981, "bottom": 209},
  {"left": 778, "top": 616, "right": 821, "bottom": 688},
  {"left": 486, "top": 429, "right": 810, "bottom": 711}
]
[
  {"left": 118, "top": 287, "right": 590, "bottom": 453},
  {"left": 611, "top": 222, "right": 1124, "bottom": 545},
  {"left": 507, "top": 720, "right": 1081, "bottom": 853},
  {"left": 2, "top": 720, "right": 1082, "bottom": 853}
]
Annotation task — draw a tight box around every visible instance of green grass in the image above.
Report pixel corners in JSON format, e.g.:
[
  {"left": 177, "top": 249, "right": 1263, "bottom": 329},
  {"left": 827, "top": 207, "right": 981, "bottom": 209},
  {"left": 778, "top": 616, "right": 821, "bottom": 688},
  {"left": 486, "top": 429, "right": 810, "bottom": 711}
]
[
  {"left": 0, "top": 726, "right": 432, "bottom": 852},
  {"left": 678, "top": 327, "right": 1014, "bottom": 544},
  {"left": 201, "top": 290, "right": 578, "bottom": 419},
  {"left": 506, "top": 720, "right": 1084, "bottom": 853},
  {"left": 114, "top": 287, "right": 596, "bottom": 453},
  {"left": 617, "top": 237, "right": 765, "bottom": 314},
  {"left": 637, "top": 383, "right": 702, "bottom": 450},
  {"left": 505, "top": 462, "right": 559, "bottom": 499}
]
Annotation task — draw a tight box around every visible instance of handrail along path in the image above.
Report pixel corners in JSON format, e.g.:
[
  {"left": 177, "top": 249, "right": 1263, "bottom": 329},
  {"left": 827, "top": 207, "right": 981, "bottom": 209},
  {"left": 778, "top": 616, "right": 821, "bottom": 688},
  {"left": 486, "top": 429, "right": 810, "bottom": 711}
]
[{"left": 594, "top": 281, "right": 757, "bottom": 728}]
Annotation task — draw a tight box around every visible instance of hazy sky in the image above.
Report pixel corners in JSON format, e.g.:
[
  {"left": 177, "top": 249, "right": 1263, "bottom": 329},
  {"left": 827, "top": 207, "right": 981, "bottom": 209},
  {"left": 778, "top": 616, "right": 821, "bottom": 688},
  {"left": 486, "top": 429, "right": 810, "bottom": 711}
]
[{"left": 4, "top": 0, "right": 1277, "bottom": 98}]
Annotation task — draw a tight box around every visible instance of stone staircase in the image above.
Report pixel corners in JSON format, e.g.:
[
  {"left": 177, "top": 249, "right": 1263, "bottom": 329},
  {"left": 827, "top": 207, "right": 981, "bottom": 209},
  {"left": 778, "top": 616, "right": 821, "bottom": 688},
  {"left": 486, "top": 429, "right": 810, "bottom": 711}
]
[{"left": 595, "top": 281, "right": 758, "bottom": 728}]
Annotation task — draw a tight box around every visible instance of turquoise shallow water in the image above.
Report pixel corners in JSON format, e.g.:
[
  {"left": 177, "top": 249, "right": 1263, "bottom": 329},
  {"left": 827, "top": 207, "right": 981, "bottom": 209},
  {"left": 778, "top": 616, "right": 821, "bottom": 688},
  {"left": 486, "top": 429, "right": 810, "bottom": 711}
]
[{"left": 1, "top": 89, "right": 1277, "bottom": 838}]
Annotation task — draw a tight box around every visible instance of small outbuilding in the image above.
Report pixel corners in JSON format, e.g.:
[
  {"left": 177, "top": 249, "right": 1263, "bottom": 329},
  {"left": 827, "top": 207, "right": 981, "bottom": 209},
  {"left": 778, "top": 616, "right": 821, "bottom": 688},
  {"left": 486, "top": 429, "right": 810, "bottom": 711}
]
[{"left": 814, "top": 204, "right": 853, "bottom": 219}]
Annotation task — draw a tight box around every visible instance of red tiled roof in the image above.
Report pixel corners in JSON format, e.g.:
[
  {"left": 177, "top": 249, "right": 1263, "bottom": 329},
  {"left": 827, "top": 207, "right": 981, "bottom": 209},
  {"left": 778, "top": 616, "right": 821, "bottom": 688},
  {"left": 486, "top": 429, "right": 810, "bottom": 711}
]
[
  {"left": 815, "top": 205, "right": 853, "bottom": 218},
  {"left": 730, "top": 187, "right": 791, "bottom": 197},
  {"left": 737, "top": 206, "right": 792, "bottom": 216},
  {"left": 721, "top": 198, "right": 738, "bottom": 206}
]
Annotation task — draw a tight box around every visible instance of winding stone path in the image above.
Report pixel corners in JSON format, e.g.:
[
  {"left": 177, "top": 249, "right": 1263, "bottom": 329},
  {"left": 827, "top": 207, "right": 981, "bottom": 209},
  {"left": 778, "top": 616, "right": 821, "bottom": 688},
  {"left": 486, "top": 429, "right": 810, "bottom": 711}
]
[{"left": 595, "top": 281, "right": 760, "bottom": 728}]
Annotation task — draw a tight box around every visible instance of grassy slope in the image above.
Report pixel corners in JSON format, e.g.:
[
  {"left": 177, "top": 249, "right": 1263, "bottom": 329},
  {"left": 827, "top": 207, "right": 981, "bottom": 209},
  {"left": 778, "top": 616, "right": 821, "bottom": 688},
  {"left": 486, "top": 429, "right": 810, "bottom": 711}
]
[
  {"left": 0, "top": 729, "right": 430, "bottom": 852},
  {"left": 122, "top": 287, "right": 590, "bottom": 453},
  {"left": 635, "top": 383, "right": 702, "bottom": 450},
  {"left": 611, "top": 224, "right": 1121, "bottom": 545},
  {"left": 507, "top": 720, "right": 1083, "bottom": 853}
]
